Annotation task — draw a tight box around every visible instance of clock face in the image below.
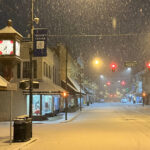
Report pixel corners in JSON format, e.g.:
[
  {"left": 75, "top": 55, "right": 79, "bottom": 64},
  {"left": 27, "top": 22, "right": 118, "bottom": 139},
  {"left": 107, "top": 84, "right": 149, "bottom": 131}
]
[
  {"left": 0, "top": 40, "right": 14, "bottom": 55},
  {"left": 15, "top": 41, "right": 20, "bottom": 56}
]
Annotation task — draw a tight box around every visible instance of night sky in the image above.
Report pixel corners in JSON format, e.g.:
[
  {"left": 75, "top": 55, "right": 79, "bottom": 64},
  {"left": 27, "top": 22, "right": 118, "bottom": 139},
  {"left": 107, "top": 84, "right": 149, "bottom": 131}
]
[{"left": 0, "top": 0, "right": 150, "bottom": 79}]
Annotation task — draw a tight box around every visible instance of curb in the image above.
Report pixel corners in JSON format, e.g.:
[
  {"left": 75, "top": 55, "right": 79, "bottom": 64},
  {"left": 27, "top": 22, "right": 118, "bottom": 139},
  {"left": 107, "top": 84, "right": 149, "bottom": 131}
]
[
  {"left": 12, "top": 138, "right": 38, "bottom": 150},
  {"left": 60, "top": 108, "right": 87, "bottom": 123}
]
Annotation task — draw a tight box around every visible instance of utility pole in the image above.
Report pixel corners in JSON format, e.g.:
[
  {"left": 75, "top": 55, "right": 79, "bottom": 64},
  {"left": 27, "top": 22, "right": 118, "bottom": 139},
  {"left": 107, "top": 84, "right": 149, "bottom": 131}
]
[
  {"left": 65, "top": 48, "right": 68, "bottom": 120},
  {"left": 29, "top": 0, "right": 34, "bottom": 118},
  {"left": 79, "top": 68, "right": 82, "bottom": 111}
]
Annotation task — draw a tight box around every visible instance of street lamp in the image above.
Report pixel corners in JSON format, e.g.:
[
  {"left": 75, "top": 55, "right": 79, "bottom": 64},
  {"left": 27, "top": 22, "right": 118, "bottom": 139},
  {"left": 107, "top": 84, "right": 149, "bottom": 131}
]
[
  {"left": 100, "top": 75, "right": 104, "bottom": 79},
  {"left": 29, "top": 0, "right": 39, "bottom": 118},
  {"left": 93, "top": 58, "right": 102, "bottom": 66}
]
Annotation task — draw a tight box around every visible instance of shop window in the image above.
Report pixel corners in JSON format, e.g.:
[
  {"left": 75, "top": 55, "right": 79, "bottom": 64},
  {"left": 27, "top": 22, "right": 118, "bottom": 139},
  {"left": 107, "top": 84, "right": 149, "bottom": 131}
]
[
  {"left": 32, "top": 95, "right": 40, "bottom": 116},
  {"left": 27, "top": 95, "right": 41, "bottom": 116},
  {"left": 42, "top": 95, "right": 53, "bottom": 115}
]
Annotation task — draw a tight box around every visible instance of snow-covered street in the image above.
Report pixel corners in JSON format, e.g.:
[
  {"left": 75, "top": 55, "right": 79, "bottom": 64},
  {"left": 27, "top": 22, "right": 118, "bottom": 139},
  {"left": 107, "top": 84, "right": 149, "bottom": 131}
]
[{"left": 21, "top": 103, "right": 150, "bottom": 150}]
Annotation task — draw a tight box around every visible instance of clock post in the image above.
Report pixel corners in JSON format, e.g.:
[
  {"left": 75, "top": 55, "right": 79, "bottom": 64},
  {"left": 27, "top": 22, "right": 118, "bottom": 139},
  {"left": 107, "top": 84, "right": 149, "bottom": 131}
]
[
  {"left": 0, "top": 19, "right": 22, "bottom": 81},
  {"left": 0, "top": 20, "right": 22, "bottom": 143}
]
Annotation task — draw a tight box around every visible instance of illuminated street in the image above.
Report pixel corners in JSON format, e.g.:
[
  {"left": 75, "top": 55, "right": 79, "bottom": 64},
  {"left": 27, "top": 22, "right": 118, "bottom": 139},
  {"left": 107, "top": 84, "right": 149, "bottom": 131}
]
[{"left": 22, "top": 103, "right": 150, "bottom": 150}]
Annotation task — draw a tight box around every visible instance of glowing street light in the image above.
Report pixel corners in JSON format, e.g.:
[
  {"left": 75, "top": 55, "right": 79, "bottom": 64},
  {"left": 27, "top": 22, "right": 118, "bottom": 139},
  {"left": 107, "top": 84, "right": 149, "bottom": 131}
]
[
  {"left": 95, "top": 60, "right": 99, "bottom": 65},
  {"left": 100, "top": 75, "right": 104, "bottom": 79},
  {"left": 127, "top": 67, "right": 131, "bottom": 71},
  {"left": 92, "top": 58, "right": 103, "bottom": 68}
]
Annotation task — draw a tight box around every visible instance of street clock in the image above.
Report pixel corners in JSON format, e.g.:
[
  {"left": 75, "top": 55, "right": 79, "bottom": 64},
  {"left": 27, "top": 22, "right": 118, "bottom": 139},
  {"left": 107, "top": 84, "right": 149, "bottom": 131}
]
[
  {"left": 0, "top": 20, "right": 22, "bottom": 60},
  {"left": 0, "top": 20, "right": 23, "bottom": 81}
]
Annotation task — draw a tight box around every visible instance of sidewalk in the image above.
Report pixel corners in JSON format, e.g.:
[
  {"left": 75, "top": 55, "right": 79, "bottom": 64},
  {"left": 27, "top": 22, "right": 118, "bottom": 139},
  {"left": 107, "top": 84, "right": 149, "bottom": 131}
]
[{"left": 0, "top": 105, "right": 88, "bottom": 150}]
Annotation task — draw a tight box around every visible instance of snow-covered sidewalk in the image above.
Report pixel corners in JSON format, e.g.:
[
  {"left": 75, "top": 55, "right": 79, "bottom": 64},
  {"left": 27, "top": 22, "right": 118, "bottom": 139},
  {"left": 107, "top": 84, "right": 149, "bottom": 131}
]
[
  {"left": 0, "top": 105, "right": 88, "bottom": 150},
  {"left": 1, "top": 103, "right": 149, "bottom": 150}
]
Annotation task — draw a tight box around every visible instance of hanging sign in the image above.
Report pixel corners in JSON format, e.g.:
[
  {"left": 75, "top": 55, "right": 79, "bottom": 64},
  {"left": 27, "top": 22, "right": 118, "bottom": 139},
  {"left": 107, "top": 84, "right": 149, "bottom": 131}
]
[{"left": 33, "top": 28, "right": 47, "bottom": 57}]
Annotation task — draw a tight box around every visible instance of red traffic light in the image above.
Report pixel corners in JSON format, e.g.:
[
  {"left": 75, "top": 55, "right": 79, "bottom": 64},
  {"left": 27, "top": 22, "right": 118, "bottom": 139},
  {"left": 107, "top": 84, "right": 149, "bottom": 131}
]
[
  {"left": 107, "top": 81, "right": 111, "bottom": 86},
  {"left": 146, "top": 63, "right": 150, "bottom": 70},
  {"left": 121, "top": 80, "right": 126, "bottom": 86},
  {"left": 110, "top": 63, "right": 117, "bottom": 72}
]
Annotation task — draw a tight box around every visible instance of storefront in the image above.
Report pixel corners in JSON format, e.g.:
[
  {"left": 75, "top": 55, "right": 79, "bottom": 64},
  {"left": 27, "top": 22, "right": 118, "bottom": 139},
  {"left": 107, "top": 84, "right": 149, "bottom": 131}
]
[
  {"left": 27, "top": 94, "right": 62, "bottom": 116},
  {"left": 26, "top": 82, "right": 65, "bottom": 117}
]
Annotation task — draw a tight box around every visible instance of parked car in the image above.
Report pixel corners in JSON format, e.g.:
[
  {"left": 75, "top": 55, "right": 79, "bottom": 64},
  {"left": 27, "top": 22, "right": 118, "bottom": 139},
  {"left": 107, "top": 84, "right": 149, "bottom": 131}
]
[
  {"left": 120, "top": 97, "right": 128, "bottom": 103},
  {"left": 100, "top": 99, "right": 104, "bottom": 103}
]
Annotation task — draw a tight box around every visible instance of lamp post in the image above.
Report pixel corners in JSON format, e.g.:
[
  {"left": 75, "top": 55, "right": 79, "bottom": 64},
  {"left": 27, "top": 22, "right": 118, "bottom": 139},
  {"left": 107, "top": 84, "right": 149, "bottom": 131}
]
[
  {"left": 29, "top": 0, "right": 39, "bottom": 118},
  {"left": 29, "top": 0, "right": 34, "bottom": 119}
]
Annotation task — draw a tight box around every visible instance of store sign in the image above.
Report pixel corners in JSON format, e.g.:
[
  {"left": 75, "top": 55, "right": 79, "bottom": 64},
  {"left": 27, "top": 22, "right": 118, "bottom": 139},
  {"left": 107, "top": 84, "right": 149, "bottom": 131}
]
[
  {"left": 33, "top": 28, "right": 47, "bottom": 57},
  {"left": 124, "top": 61, "right": 137, "bottom": 67}
]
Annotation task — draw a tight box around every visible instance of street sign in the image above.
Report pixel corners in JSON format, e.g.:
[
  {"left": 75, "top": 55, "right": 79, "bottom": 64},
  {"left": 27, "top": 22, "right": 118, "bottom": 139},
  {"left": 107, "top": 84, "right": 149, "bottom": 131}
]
[
  {"left": 33, "top": 28, "right": 47, "bottom": 57},
  {"left": 124, "top": 61, "right": 137, "bottom": 67},
  {"left": 19, "top": 80, "right": 39, "bottom": 90}
]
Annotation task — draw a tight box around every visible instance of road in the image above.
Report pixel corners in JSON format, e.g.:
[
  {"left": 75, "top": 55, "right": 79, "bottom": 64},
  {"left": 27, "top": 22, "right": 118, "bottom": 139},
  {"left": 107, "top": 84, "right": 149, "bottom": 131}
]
[{"left": 23, "top": 103, "right": 150, "bottom": 150}]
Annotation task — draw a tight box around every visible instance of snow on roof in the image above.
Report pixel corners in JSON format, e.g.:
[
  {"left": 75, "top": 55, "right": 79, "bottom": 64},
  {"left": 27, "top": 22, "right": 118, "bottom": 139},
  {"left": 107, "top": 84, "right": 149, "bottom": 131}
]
[{"left": 0, "top": 20, "right": 23, "bottom": 38}]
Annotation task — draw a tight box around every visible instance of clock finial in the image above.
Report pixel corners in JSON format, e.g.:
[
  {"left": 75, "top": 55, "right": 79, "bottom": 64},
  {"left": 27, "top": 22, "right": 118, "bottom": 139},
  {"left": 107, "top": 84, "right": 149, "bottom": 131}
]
[{"left": 7, "top": 19, "right": 12, "bottom": 27}]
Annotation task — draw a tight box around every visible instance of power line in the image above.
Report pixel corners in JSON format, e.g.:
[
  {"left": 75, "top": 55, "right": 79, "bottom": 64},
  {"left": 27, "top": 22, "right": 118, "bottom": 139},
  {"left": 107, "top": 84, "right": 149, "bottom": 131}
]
[{"left": 47, "top": 32, "right": 150, "bottom": 38}]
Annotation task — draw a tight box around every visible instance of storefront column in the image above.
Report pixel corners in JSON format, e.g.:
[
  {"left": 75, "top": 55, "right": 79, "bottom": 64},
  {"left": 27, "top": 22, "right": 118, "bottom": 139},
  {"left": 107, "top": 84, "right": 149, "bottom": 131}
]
[
  {"left": 52, "top": 96, "right": 54, "bottom": 113},
  {"left": 40, "top": 95, "right": 42, "bottom": 116}
]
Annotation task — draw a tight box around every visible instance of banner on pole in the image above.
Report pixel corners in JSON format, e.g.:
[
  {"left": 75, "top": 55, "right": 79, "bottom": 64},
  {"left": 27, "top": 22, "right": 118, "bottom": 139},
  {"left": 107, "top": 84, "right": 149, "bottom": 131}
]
[{"left": 33, "top": 28, "right": 47, "bottom": 57}]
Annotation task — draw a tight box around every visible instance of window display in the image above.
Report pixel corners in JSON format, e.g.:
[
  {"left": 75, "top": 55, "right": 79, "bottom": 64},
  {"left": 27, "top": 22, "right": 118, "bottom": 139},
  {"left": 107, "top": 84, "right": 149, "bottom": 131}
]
[
  {"left": 27, "top": 95, "right": 41, "bottom": 116},
  {"left": 42, "top": 95, "right": 53, "bottom": 115}
]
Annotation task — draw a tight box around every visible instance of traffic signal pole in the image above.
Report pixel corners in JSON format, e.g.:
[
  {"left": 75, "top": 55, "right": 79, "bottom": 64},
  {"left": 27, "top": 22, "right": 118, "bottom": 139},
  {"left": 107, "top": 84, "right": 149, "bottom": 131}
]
[
  {"left": 65, "top": 48, "right": 68, "bottom": 120},
  {"left": 79, "top": 68, "right": 82, "bottom": 111}
]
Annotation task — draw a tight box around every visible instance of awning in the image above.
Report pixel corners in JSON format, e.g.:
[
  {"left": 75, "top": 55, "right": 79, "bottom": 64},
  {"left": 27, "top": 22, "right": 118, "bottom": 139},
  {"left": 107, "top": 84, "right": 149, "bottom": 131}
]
[
  {"left": 0, "top": 76, "right": 17, "bottom": 91},
  {"left": 23, "top": 81, "right": 65, "bottom": 95},
  {"left": 68, "top": 76, "right": 85, "bottom": 94},
  {"left": 84, "top": 87, "right": 93, "bottom": 95},
  {"left": 61, "top": 80, "right": 79, "bottom": 94}
]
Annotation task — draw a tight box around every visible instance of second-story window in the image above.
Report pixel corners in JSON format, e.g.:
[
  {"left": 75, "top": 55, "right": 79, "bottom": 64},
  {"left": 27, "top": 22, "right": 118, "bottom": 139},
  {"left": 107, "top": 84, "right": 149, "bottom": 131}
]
[
  {"left": 49, "top": 66, "right": 51, "bottom": 79},
  {"left": 23, "top": 60, "right": 37, "bottom": 78},
  {"left": 44, "top": 62, "right": 46, "bottom": 76},
  {"left": 23, "top": 61, "right": 30, "bottom": 78},
  {"left": 53, "top": 66, "right": 55, "bottom": 83},
  {"left": 46, "top": 64, "right": 48, "bottom": 77}
]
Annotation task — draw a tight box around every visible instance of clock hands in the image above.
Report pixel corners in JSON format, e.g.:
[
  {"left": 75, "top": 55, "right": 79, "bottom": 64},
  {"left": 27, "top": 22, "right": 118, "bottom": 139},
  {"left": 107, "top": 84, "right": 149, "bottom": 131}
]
[{"left": 4, "top": 46, "right": 7, "bottom": 52}]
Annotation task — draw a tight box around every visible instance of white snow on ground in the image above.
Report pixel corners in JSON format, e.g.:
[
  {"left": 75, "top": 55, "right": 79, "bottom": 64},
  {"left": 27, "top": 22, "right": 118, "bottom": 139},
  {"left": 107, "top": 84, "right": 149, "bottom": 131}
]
[
  {"left": 22, "top": 103, "right": 150, "bottom": 150},
  {"left": 1, "top": 103, "right": 150, "bottom": 150}
]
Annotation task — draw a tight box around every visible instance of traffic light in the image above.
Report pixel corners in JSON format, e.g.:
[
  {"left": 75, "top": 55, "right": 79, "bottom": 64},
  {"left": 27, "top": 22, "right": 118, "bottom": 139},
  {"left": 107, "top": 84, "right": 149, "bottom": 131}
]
[
  {"left": 121, "top": 80, "right": 126, "bottom": 86},
  {"left": 106, "top": 81, "right": 111, "bottom": 86},
  {"left": 111, "top": 63, "right": 117, "bottom": 72},
  {"left": 146, "top": 62, "right": 150, "bottom": 70}
]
